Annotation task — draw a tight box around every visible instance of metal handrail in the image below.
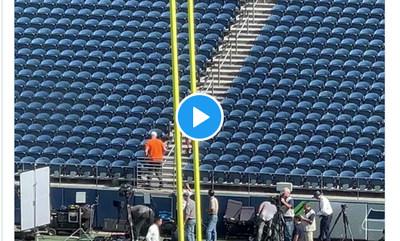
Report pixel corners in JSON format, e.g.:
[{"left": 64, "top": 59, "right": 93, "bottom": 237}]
[
  {"left": 202, "top": 40, "right": 232, "bottom": 94},
  {"left": 200, "top": 0, "right": 260, "bottom": 95},
  {"left": 166, "top": 142, "right": 175, "bottom": 159},
  {"left": 235, "top": 6, "right": 250, "bottom": 54},
  {"left": 253, "top": 0, "right": 262, "bottom": 24},
  {"left": 217, "top": 47, "right": 233, "bottom": 86},
  {"left": 207, "top": 1, "right": 254, "bottom": 91},
  {"left": 204, "top": 71, "right": 214, "bottom": 95}
]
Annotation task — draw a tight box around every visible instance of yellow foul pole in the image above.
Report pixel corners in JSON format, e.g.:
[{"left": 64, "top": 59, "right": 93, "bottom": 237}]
[
  {"left": 187, "top": 0, "right": 203, "bottom": 240},
  {"left": 169, "top": 1, "right": 184, "bottom": 241}
]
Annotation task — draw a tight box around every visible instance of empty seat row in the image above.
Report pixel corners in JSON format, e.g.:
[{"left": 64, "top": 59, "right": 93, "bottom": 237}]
[
  {"left": 276, "top": 0, "right": 384, "bottom": 10},
  {"left": 15, "top": 156, "right": 141, "bottom": 179},
  {"left": 183, "top": 163, "right": 384, "bottom": 190},
  {"left": 199, "top": 152, "right": 384, "bottom": 172}
]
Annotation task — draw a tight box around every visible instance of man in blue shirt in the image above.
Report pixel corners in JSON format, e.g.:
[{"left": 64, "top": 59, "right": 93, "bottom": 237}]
[{"left": 292, "top": 215, "right": 306, "bottom": 241}]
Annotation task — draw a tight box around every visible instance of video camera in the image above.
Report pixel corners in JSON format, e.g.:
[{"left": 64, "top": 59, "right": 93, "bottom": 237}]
[
  {"left": 271, "top": 193, "right": 284, "bottom": 208},
  {"left": 118, "top": 184, "right": 134, "bottom": 199},
  {"left": 341, "top": 204, "right": 348, "bottom": 209}
]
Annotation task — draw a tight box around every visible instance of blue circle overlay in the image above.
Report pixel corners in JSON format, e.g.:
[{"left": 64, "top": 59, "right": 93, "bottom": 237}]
[{"left": 176, "top": 93, "right": 224, "bottom": 141}]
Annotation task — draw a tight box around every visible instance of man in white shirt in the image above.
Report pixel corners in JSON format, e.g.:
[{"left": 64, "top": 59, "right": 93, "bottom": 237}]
[
  {"left": 206, "top": 190, "right": 219, "bottom": 241},
  {"left": 256, "top": 199, "right": 277, "bottom": 241},
  {"left": 313, "top": 191, "right": 333, "bottom": 241},
  {"left": 146, "top": 217, "right": 162, "bottom": 241}
]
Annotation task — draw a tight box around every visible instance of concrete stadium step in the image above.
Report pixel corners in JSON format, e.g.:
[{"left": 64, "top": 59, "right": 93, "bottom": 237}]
[
  {"left": 198, "top": 0, "right": 275, "bottom": 100},
  {"left": 141, "top": 0, "right": 278, "bottom": 192}
]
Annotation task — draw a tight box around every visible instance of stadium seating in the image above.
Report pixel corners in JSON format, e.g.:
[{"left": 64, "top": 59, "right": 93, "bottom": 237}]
[
  {"left": 14, "top": 0, "right": 241, "bottom": 178},
  {"left": 191, "top": 0, "right": 384, "bottom": 190},
  {"left": 14, "top": 0, "right": 384, "bottom": 191}
]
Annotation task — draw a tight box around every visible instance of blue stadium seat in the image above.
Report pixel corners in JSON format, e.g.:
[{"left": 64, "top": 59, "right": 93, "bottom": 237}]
[
  {"left": 304, "top": 169, "right": 321, "bottom": 187},
  {"left": 369, "top": 172, "right": 384, "bottom": 190},
  {"left": 372, "top": 138, "right": 384, "bottom": 152},
  {"left": 217, "top": 154, "right": 234, "bottom": 167},
  {"left": 243, "top": 166, "right": 260, "bottom": 184},
  {"left": 366, "top": 149, "right": 383, "bottom": 164},
  {"left": 230, "top": 152, "right": 249, "bottom": 168},
  {"left": 337, "top": 114, "right": 352, "bottom": 127},
  {"left": 327, "top": 158, "right": 344, "bottom": 173},
  {"left": 353, "top": 170, "right": 370, "bottom": 189},
  {"left": 259, "top": 166, "right": 275, "bottom": 185},
  {"left": 275, "top": 167, "right": 291, "bottom": 183},
  {"left": 343, "top": 159, "right": 359, "bottom": 173},
  {"left": 280, "top": 157, "right": 296, "bottom": 170},
  {"left": 228, "top": 165, "right": 245, "bottom": 184},
  {"left": 289, "top": 168, "right": 306, "bottom": 186},
  {"left": 322, "top": 170, "right": 339, "bottom": 187},
  {"left": 375, "top": 161, "right": 385, "bottom": 173},
  {"left": 214, "top": 165, "right": 229, "bottom": 183},
  {"left": 357, "top": 160, "right": 375, "bottom": 176}
]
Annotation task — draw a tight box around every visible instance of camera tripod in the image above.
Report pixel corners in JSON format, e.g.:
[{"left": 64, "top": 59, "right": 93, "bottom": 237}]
[
  {"left": 118, "top": 197, "right": 135, "bottom": 241},
  {"left": 329, "top": 205, "right": 354, "bottom": 241}
]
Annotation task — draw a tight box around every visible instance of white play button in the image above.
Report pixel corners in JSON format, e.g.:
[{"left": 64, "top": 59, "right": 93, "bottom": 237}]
[
  {"left": 193, "top": 107, "right": 210, "bottom": 128},
  {"left": 177, "top": 93, "right": 224, "bottom": 141}
]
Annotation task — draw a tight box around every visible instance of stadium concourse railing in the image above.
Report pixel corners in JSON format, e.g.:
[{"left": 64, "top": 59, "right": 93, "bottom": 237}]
[
  {"left": 14, "top": 157, "right": 384, "bottom": 196},
  {"left": 201, "top": 0, "right": 264, "bottom": 95},
  {"left": 14, "top": 157, "right": 179, "bottom": 189}
]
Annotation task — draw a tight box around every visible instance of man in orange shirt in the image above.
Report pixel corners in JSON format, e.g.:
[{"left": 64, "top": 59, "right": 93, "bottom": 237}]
[{"left": 145, "top": 131, "right": 167, "bottom": 188}]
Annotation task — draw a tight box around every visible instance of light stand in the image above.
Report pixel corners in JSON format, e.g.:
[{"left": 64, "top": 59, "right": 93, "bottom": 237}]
[
  {"left": 33, "top": 182, "right": 44, "bottom": 241},
  {"left": 329, "top": 205, "right": 354, "bottom": 241},
  {"left": 125, "top": 195, "right": 135, "bottom": 241},
  {"left": 64, "top": 208, "right": 92, "bottom": 241},
  {"left": 64, "top": 192, "right": 93, "bottom": 241},
  {"left": 88, "top": 196, "right": 99, "bottom": 234},
  {"left": 108, "top": 200, "right": 125, "bottom": 241}
]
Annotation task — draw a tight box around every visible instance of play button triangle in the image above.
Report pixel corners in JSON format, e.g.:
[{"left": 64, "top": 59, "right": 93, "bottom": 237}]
[{"left": 193, "top": 107, "right": 210, "bottom": 128}]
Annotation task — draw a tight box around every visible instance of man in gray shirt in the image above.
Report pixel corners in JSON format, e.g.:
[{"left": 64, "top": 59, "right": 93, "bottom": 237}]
[
  {"left": 184, "top": 192, "right": 196, "bottom": 241},
  {"left": 256, "top": 199, "right": 277, "bottom": 241}
]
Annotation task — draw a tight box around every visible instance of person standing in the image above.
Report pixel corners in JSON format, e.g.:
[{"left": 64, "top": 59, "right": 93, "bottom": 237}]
[
  {"left": 184, "top": 192, "right": 196, "bottom": 241},
  {"left": 313, "top": 191, "right": 333, "bottom": 241},
  {"left": 174, "top": 183, "right": 193, "bottom": 227},
  {"left": 182, "top": 183, "right": 194, "bottom": 210},
  {"left": 293, "top": 215, "right": 306, "bottom": 241},
  {"left": 145, "top": 131, "right": 167, "bottom": 188},
  {"left": 256, "top": 199, "right": 277, "bottom": 241},
  {"left": 280, "top": 188, "right": 295, "bottom": 241},
  {"left": 146, "top": 217, "right": 162, "bottom": 241},
  {"left": 301, "top": 203, "right": 316, "bottom": 241},
  {"left": 183, "top": 135, "right": 192, "bottom": 155},
  {"left": 206, "top": 190, "right": 219, "bottom": 241}
]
